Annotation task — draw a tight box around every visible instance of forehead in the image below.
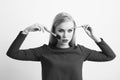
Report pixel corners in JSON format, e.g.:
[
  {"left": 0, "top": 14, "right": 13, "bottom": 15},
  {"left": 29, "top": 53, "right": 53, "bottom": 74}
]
[{"left": 56, "top": 21, "right": 74, "bottom": 29}]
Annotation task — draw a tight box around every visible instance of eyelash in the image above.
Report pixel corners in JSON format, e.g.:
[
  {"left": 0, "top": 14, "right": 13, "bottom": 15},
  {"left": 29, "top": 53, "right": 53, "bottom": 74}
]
[
  {"left": 58, "top": 30, "right": 64, "bottom": 32},
  {"left": 68, "top": 29, "right": 72, "bottom": 32},
  {"left": 58, "top": 29, "right": 73, "bottom": 33}
]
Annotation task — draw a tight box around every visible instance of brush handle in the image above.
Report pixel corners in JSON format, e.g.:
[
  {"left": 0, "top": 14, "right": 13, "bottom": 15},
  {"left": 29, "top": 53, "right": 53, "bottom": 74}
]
[
  {"left": 75, "top": 25, "right": 83, "bottom": 29},
  {"left": 43, "top": 27, "right": 56, "bottom": 36},
  {"left": 43, "top": 27, "right": 61, "bottom": 39}
]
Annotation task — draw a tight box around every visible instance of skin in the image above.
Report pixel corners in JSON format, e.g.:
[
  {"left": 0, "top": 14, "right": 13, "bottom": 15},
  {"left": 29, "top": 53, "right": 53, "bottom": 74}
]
[
  {"left": 54, "top": 22, "right": 101, "bottom": 49},
  {"left": 22, "top": 23, "right": 44, "bottom": 34},
  {"left": 23, "top": 23, "right": 101, "bottom": 48},
  {"left": 55, "top": 20, "right": 74, "bottom": 48},
  {"left": 81, "top": 24, "right": 101, "bottom": 43}
]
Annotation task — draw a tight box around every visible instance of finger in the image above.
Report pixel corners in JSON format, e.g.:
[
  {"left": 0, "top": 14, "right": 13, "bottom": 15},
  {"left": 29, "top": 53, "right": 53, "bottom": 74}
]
[
  {"left": 36, "top": 23, "right": 44, "bottom": 32},
  {"left": 85, "top": 24, "right": 89, "bottom": 28},
  {"left": 82, "top": 24, "right": 88, "bottom": 29},
  {"left": 88, "top": 27, "right": 93, "bottom": 33},
  {"left": 84, "top": 24, "right": 91, "bottom": 30},
  {"left": 34, "top": 28, "right": 39, "bottom": 31},
  {"left": 82, "top": 25, "right": 87, "bottom": 30},
  {"left": 35, "top": 23, "right": 42, "bottom": 31},
  {"left": 43, "top": 26, "right": 50, "bottom": 33},
  {"left": 43, "top": 26, "right": 47, "bottom": 31},
  {"left": 87, "top": 27, "right": 91, "bottom": 31},
  {"left": 41, "top": 26, "right": 45, "bottom": 32}
]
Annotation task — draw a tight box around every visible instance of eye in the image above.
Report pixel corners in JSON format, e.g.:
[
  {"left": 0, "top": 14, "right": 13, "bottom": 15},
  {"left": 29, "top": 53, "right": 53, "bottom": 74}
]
[
  {"left": 68, "top": 29, "right": 73, "bottom": 33},
  {"left": 58, "top": 29, "right": 64, "bottom": 32}
]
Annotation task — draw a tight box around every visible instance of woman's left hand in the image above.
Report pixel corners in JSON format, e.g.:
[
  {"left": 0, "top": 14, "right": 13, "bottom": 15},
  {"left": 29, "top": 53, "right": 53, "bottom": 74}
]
[
  {"left": 82, "top": 24, "right": 94, "bottom": 38},
  {"left": 82, "top": 24, "right": 101, "bottom": 42}
]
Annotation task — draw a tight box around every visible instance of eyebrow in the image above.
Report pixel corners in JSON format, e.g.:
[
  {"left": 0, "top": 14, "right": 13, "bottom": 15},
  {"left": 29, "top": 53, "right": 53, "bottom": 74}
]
[{"left": 58, "top": 28, "right": 74, "bottom": 30}]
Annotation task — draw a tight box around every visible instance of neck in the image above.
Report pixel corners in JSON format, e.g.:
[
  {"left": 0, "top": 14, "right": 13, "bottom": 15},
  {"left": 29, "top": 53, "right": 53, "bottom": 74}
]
[{"left": 56, "top": 43, "right": 70, "bottom": 49}]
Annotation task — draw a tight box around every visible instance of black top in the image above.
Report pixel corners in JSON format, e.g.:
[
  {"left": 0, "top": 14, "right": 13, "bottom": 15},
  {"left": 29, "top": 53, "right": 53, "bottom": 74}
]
[{"left": 6, "top": 31, "right": 116, "bottom": 80}]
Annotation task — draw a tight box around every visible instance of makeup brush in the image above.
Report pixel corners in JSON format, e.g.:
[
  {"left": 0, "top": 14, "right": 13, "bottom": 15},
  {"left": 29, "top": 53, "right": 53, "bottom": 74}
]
[
  {"left": 43, "top": 27, "right": 61, "bottom": 39},
  {"left": 71, "top": 25, "right": 82, "bottom": 30},
  {"left": 75, "top": 25, "right": 91, "bottom": 31},
  {"left": 74, "top": 25, "right": 83, "bottom": 29}
]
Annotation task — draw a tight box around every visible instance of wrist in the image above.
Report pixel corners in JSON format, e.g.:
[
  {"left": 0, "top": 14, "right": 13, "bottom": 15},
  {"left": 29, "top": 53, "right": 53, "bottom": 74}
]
[
  {"left": 91, "top": 34, "right": 101, "bottom": 42},
  {"left": 22, "top": 29, "right": 29, "bottom": 35},
  {"left": 92, "top": 36, "right": 101, "bottom": 42},
  {"left": 93, "top": 38, "right": 101, "bottom": 43}
]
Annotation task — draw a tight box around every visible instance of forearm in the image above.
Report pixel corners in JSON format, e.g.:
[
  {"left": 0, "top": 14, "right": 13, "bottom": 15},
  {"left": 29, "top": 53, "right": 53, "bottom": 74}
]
[
  {"left": 7, "top": 31, "right": 27, "bottom": 57},
  {"left": 96, "top": 38, "right": 116, "bottom": 60},
  {"left": 90, "top": 33, "right": 101, "bottom": 43}
]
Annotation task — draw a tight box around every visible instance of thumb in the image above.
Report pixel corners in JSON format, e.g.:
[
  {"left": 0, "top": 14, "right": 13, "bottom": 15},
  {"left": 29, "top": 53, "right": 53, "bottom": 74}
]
[
  {"left": 87, "top": 27, "right": 92, "bottom": 33},
  {"left": 37, "top": 24, "right": 45, "bottom": 33}
]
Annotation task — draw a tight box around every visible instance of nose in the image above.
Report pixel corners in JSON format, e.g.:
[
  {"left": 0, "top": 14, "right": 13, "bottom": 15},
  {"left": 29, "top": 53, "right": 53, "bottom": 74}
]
[{"left": 63, "top": 31, "right": 67, "bottom": 38}]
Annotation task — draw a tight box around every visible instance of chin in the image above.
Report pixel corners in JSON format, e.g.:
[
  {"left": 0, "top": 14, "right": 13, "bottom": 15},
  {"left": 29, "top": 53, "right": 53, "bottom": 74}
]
[{"left": 62, "top": 42, "right": 69, "bottom": 45}]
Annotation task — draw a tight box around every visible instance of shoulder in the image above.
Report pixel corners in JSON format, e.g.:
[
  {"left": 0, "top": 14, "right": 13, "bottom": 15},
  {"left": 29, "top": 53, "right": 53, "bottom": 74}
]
[
  {"left": 76, "top": 44, "right": 92, "bottom": 53},
  {"left": 76, "top": 44, "right": 87, "bottom": 50},
  {"left": 29, "top": 44, "right": 48, "bottom": 53}
]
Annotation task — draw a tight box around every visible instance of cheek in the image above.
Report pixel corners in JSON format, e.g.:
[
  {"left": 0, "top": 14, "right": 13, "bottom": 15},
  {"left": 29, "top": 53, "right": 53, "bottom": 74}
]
[
  {"left": 68, "top": 32, "right": 74, "bottom": 38},
  {"left": 55, "top": 31, "right": 63, "bottom": 39},
  {"left": 57, "top": 33, "right": 63, "bottom": 38}
]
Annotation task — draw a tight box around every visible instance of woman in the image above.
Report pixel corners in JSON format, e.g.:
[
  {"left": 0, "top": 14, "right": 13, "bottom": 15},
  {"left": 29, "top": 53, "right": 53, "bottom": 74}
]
[{"left": 7, "top": 12, "right": 116, "bottom": 80}]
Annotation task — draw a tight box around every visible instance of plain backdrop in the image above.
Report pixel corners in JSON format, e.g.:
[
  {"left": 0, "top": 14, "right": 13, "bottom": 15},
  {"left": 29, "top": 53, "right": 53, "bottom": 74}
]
[{"left": 0, "top": 0, "right": 120, "bottom": 80}]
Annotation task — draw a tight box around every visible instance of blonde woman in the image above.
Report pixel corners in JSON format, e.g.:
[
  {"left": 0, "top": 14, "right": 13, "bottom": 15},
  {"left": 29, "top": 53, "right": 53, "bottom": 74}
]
[{"left": 7, "top": 12, "right": 116, "bottom": 80}]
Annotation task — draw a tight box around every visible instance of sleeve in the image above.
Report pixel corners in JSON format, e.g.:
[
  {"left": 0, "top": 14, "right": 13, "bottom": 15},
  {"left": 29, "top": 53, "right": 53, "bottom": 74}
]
[
  {"left": 81, "top": 38, "right": 116, "bottom": 62},
  {"left": 6, "top": 31, "right": 43, "bottom": 61}
]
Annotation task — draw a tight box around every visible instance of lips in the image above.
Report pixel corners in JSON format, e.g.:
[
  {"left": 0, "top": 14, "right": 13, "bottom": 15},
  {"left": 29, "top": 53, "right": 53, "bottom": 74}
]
[{"left": 62, "top": 39, "right": 68, "bottom": 43}]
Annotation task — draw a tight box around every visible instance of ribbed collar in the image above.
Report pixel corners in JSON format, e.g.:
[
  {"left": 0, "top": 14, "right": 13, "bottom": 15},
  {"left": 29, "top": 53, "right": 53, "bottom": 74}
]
[{"left": 43, "top": 44, "right": 79, "bottom": 53}]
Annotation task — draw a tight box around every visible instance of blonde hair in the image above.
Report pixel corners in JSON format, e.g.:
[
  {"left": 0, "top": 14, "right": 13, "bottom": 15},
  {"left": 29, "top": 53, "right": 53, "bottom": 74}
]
[{"left": 48, "top": 12, "right": 76, "bottom": 48}]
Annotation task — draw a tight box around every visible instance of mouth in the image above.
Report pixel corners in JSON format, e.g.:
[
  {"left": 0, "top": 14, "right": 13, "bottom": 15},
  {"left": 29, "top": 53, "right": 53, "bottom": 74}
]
[{"left": 62, "top": 39, "right": 68, "bottom": 43}]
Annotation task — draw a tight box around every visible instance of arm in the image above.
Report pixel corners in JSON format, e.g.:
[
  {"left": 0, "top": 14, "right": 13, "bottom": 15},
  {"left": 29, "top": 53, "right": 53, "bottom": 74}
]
[
  {"left": 81, "top": 38, "right": 116, "bottom": 62},
  {"left": 80, "top": 25, "right": 116, "bottom": 61},
  {"left": 7, "top": 23, "right": 45, "bottom": 61},
  {"left": 6, "top": 31, "right": 43, "bottom": 61}
]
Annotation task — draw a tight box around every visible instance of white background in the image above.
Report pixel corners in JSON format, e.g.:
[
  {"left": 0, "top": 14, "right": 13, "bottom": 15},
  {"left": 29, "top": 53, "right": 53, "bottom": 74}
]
[{"left": 0, "top": 0, "right": 120, "bottom": 80}]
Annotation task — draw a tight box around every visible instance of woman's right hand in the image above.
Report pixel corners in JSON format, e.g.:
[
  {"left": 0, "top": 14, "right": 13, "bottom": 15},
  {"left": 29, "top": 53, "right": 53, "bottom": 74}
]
[{"left": 22, "top": 23, "right": 45, "bottom": 34}]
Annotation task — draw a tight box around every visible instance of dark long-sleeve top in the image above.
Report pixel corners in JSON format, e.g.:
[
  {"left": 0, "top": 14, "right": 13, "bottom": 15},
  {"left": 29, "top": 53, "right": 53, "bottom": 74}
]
[{"left": 6, "top": 31, "right": 116, "bottom": 80}]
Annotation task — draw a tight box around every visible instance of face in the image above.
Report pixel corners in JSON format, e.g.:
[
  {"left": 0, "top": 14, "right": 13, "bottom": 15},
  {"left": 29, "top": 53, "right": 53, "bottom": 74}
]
[{"left": 55, "top": 20, "right": 74, "bottom": 46}]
